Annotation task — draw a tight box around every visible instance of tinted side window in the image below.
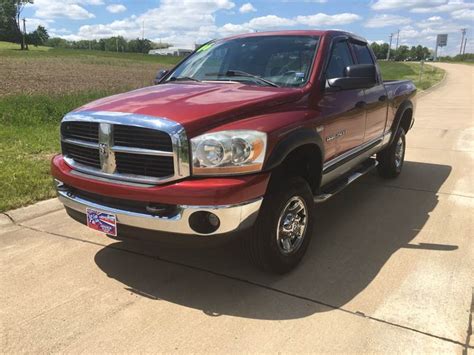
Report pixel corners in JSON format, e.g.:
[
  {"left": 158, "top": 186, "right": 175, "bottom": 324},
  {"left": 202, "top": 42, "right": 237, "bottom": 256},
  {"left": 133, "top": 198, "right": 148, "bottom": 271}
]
[
  {"left": 326, "top": 41, "right": 354, "bottom": 79},
  {"left": 353, "top": 44, "right": 374, "bottom": 64}
]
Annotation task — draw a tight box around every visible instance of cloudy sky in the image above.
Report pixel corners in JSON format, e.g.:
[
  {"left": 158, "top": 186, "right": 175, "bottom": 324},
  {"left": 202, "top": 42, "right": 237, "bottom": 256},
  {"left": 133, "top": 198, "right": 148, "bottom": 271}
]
[{"left": 23, "top": 0, "right": 473, "bottom": 55}]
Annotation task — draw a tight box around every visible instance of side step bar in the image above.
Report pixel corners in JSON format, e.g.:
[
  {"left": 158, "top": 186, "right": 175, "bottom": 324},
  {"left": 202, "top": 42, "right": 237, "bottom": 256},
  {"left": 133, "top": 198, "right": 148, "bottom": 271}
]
[{"left": 314, "top": 158, "right": 378, "bottom": 203}]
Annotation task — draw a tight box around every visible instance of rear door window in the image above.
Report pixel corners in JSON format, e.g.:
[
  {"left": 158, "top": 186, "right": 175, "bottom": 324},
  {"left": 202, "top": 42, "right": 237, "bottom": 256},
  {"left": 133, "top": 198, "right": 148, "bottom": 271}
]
[{"left": 353, "top": 44, "right": 374, "bottom": 64}]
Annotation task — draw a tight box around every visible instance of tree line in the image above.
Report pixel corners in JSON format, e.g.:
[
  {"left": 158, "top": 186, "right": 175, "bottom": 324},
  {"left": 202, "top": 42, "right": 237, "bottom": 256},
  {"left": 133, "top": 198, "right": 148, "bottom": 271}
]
[
  {"left": 370, "top": 42, "right": 432, "bottom": 61},
  {"left": 46, "top": 36, "right": 171, "bottom": 53}
]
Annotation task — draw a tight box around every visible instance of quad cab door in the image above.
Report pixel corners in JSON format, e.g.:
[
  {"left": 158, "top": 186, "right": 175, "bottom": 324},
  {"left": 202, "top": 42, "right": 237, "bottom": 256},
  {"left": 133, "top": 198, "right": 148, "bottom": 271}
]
[
  {"left": 351, "top": 41, "right": 389, "bottom": 142},
  {"left": 318, "top": 38, "right": 366, "bottom": 163}
]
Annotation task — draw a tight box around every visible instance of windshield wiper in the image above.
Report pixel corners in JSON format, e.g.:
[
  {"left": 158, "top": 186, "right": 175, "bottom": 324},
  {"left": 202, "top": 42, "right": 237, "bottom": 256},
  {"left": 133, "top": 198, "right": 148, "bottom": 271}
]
[
  {"left": 207, "top": 70, "right": 279, "bottom": 87},
  {"left": 168, "top": 76, "right": 201, "bottom": 83}
]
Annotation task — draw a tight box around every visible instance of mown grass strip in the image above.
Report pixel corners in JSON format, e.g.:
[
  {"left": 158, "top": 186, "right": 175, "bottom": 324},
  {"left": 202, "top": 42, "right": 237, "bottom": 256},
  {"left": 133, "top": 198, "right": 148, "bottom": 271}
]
[{"left": 0, "top": 91, "right": 118, "bottom": 212}]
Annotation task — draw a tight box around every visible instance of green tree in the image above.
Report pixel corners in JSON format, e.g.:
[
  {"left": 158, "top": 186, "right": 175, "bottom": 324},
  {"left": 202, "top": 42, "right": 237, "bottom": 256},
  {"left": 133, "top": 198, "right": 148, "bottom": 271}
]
[
  {"left": 394, "top": 45, "right": 410, "bottom": 61},
  {"left": 370, "top": 42, "right": 390, "bottom": 60},
  {"left": 45, "top": 36, "right": 68, "bottom": 48},
  {"left": 0, "top": 0, "right": 33, "bottom": 49},
  {"left": 128, "top": 38, "right": 153, "bottom": 53},
  {"left": 28, "top": 24, "right": 48, "bottom": 46}
]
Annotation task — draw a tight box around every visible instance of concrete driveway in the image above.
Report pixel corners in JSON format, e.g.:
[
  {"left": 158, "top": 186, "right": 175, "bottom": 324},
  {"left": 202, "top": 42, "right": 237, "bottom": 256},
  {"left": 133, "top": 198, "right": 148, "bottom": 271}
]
[{"left": 1, "top": 63, "right": 473, "bottom": 353}]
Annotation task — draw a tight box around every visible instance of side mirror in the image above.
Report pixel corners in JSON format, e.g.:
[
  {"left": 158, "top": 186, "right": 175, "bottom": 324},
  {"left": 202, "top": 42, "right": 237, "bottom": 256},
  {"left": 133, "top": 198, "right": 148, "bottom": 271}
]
[
  {"left": 154, "top": 69, "right": 169, "bottom": 85},
  {"left": 327, "top": 64, "right": 376, "bottom": 90}
]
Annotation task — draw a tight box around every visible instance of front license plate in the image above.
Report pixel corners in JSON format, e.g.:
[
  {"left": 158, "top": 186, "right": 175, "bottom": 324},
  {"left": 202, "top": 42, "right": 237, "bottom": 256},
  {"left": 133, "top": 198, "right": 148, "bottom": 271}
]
[{"left": 86, "top": 208, "right": 117, "bottom": 236}]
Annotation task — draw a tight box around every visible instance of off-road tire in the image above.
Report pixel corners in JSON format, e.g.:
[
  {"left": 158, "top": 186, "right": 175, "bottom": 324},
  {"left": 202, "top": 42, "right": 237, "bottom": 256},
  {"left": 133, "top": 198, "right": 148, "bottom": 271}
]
[
  {"left": 377, "top": 127, "right": 406, "bottom": 179},
  {"left": 243, "top": 177, "right": 315, "bottom": 274}
]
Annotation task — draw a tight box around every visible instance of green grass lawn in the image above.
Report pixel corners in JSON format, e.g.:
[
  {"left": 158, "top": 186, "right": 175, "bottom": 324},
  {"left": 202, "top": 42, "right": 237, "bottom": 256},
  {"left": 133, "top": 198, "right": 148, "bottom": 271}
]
[
  {"left": 378, "top": 61, "right": 445, "bottom": 90},
  {"left": 0, "top": 40, "right": 52, "bottom": 51},
  {"left": 0, "top": 47, "right": 445, "bottom": 212},
  {"left": 0, "top": 92, "right": 119, "bottom": 211}
]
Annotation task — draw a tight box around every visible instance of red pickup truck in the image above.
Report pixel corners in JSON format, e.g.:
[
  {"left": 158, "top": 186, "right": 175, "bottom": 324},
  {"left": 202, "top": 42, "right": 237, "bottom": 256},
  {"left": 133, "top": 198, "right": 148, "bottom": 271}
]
[{"left": 52, "top": 30, "right": 416, "bottom": 273}]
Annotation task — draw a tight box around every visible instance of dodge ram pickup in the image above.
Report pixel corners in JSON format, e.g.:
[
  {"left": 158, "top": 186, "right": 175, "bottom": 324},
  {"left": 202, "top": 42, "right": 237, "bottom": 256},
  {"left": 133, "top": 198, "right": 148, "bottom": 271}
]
[{"left": 52, "top": 30, "right": 416, "bottom": 273}]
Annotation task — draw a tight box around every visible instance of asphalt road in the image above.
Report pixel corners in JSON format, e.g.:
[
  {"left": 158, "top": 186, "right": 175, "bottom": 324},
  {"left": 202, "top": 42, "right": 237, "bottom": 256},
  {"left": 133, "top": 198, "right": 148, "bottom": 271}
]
[{"left": 1, "top": 63, "right": 473, "bottom": 353}]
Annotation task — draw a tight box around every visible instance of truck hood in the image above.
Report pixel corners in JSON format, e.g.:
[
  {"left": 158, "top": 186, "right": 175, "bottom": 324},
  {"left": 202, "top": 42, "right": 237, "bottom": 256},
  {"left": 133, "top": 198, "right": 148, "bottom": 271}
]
[{"left": 75, "top": 82, "right": 302, "bottom": 135}]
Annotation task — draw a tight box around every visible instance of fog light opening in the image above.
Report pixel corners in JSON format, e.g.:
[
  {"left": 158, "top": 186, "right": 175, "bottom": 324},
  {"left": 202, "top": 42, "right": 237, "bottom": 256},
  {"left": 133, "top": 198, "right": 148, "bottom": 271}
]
[{"left": 189, "top": 211, "right": 221, "bottom": 234}]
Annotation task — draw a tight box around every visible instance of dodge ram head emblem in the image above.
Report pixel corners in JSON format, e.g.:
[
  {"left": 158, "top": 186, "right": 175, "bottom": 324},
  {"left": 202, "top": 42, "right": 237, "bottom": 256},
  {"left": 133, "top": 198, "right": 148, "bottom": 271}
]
[{"left": 99, "top": 143, "right": 109, "bottom": 158}]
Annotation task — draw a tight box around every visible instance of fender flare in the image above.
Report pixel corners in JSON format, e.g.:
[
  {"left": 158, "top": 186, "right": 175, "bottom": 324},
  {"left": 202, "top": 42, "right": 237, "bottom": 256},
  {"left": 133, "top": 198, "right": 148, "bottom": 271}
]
[
  {"left": 389, "top": 100, "right": 414, "bottom": 145},
  {"left": 263, "top": 127, "right": 324, "bottom": 172}
]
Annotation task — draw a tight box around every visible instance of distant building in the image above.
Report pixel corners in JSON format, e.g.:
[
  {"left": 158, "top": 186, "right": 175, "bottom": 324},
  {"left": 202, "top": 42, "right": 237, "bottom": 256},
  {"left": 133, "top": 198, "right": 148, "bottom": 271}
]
[{"left": 149, "top": 47, "right": 193, "bottom": 56}]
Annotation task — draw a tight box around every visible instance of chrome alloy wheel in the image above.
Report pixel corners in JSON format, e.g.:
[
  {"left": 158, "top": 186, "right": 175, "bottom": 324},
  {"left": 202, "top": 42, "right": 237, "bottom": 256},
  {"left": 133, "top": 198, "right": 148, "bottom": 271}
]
[
  {"left": 276, "top": 196, "right": 308, "bottom": 255},
  {"left": 394, "top": 135, "right": 405, "bottom": 168}
]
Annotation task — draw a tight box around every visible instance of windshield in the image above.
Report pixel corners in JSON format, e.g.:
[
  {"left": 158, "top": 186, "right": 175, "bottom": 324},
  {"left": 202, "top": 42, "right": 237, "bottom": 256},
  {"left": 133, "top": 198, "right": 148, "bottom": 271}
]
[{"left": 166, "top": 35, "right": 320, "bottom": 88}]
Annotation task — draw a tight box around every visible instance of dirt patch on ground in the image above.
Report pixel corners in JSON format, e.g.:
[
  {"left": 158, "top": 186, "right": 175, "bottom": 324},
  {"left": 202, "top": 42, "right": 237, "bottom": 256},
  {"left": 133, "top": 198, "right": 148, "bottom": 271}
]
[{"left": 0, "top": 56, "right": 171, "bottom": 96}]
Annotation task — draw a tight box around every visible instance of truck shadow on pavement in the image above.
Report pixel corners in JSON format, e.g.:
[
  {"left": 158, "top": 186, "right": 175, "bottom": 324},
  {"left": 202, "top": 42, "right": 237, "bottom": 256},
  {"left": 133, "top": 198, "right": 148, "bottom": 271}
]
[{"left": 94, "top": 161, "right": 455, "bottom": 320}]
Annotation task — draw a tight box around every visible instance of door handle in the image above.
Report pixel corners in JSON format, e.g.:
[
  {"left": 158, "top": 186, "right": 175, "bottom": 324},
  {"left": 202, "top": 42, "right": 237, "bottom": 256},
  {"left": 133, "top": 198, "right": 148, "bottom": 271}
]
[
  {"left": 355, "top": 101, "right": 366, "bottom": 109},
  {"left": 379, "top": 95, "right": 387, "bottom": 102}
]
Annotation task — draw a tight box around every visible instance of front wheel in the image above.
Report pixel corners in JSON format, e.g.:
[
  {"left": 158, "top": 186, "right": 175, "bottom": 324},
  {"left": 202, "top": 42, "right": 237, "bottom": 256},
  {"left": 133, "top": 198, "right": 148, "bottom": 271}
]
[
  {"left": 242, "top": 177, "right": 315, "bottom": 274},
  {"left": 377, "top": 127, "right": 406, "bottom": 178}
]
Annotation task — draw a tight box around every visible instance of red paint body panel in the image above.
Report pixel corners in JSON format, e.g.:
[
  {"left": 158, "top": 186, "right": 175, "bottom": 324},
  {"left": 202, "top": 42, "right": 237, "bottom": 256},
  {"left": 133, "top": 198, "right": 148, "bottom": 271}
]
[
  {"left": 51, "top": 155, "right": 270, "bottom": 205},
  {"left": 51, "top": 30, "right": 416, "bottom": 209},
  {"left": 76, "top": 82, "right": 305, "bottom": 137}
]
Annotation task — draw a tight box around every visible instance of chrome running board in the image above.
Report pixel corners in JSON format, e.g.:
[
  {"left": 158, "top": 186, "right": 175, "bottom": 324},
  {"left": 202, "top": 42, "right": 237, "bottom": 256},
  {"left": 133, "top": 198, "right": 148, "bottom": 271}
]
[{"left": 314, "top": 158, "right": 378, "bottom": 203}]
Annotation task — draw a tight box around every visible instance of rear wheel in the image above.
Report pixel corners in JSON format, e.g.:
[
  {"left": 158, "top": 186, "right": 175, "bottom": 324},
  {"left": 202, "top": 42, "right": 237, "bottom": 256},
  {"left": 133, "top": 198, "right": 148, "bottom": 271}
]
[
  {"left": 243, "top": 177, "right": 315, "bottom": 274},
  {"left": 377, "top": 127, "right": 406, "bottom": 178}
]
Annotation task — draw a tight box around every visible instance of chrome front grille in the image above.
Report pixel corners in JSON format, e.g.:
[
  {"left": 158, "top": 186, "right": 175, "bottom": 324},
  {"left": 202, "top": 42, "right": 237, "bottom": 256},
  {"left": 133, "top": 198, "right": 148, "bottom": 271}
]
[
  {"left": 62, "top": 121, "right": 99, "bottom": 143},
  {"left": 60, "top": 112, "right": 190, "bottom": 185},
  {"left": 114, "top": 125, "right": 172, "bottom": 151}
]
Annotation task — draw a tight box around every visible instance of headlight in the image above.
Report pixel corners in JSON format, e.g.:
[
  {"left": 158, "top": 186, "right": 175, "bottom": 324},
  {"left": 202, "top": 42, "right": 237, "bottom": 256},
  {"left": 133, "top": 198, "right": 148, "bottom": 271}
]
[{"left": 191, "top": 130, "right": 267, "bottom": 175}]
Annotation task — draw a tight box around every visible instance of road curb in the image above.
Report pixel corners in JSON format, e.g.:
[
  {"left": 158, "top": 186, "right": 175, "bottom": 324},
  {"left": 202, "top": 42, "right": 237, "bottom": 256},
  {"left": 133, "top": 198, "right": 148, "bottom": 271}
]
[{"left": 5, "top": 198, "right": 63, "bottom": 223}]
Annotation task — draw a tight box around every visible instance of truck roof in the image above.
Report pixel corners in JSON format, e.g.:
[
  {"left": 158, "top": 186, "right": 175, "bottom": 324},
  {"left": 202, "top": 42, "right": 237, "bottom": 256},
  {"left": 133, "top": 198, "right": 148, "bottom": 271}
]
[{"left": 220, "top": 30, "right": 368, "bottom": 44}]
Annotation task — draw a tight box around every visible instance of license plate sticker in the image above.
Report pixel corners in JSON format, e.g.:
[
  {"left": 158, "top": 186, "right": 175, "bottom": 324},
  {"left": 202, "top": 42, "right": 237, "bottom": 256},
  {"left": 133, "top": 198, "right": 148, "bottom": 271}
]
[{"left": 86, "top": 208, "right": 117, "bottom": 236}]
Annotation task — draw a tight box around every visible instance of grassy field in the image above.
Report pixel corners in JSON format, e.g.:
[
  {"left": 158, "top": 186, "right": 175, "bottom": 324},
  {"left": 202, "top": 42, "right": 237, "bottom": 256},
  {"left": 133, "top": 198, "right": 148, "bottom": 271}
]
[
  {"left": 0, "top": 41, "right": 52, "bottom": 51},
  {"left": 0, "top": 44, "right": 445, "bottom": 212},
  {"left": 378, "top": 61, "right": 445, "bottom": 90}
]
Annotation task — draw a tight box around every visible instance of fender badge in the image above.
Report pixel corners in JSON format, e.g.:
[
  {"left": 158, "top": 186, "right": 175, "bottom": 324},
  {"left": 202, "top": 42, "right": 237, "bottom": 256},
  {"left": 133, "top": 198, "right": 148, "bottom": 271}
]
[{"left": 326, "top": 129, "right": 346, "bottom": 142}]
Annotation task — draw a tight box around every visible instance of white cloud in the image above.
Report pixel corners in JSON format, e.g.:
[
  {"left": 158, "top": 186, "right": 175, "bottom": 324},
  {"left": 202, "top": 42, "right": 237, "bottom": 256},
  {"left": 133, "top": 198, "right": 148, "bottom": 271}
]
[
  {"left": 365, "top": 14, "right": 411, "bottom": 28},
  {"left": 368, "top": 39, "right": 386, "bottom": 45},
  {"left": 296, "top": 12, "right": 361, "bottom": 26},
  {"left": 77, "top": 0, "right": 235, "bottom": 46},
  {"left": 411, "top": 0, "right": 474, "bottom": 13},
  {"left": 219, "top": 12, "right": 361, "bottom": 37},
  {"left": 106, "top": 4, "right": 127, "bottom": 14},
  {"left": 239, "top": 2, "right": 256, "bottom": 13},
  {"left": 32, "top": 0, "right": 103, "bottom": 20},
  {"left": 24, "top": 18, "right": 54, "bottom": 32},
  {"left": 451, "top": 8, "right": 474, "bottom": 20},
  {"left": 248, "top": 15, "right": 296, "bottom": 28},
  {"left": 71, "top": 3, "right": 362, "bottom": 47},
  {"left": 371, "top": 0, "right": 446, "bottom": 11}
]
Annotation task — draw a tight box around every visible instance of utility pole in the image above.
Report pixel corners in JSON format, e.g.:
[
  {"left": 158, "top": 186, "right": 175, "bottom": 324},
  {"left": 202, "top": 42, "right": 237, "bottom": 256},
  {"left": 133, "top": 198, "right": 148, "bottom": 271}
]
[
  {"left": 142, "top": 21, "right": 145, "bottom": 40},
  {"left": 386, "top": 33, "right": 393, "bottom": 60},
  {"left": 395, "top": 29, "right": 400, "bottom": 51},
  {"left": 460, "top": 28, "right": 466, "bottom": 55},
  {"left": 22, "top": 18, "right": 28, "bottom": 50},
  {"left": 463, "top": 37, "right": 468, "bottom": 55},
  {"left": 116, "top": 37, "right": 119, "bottom": 52}
]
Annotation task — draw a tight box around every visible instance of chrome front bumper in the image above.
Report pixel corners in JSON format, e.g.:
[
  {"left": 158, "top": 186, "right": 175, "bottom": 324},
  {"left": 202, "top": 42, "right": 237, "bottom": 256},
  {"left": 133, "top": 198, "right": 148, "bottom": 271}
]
[{"left": 56, "top": 183, "right": 262, "bottom": 236}]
